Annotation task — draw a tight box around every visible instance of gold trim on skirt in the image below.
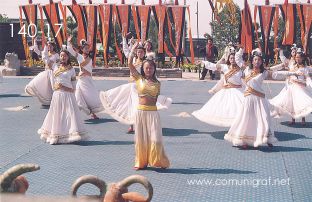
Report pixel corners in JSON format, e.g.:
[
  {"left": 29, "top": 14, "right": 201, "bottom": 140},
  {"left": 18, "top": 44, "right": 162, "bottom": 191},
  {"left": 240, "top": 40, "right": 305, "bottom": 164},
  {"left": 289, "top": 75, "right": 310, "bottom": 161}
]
[
  {"left": 137, "top": 105, "right": 157, "bottom": 111},
  {"left": 244, "top": 86, "right": 265, "bottom": 98}
]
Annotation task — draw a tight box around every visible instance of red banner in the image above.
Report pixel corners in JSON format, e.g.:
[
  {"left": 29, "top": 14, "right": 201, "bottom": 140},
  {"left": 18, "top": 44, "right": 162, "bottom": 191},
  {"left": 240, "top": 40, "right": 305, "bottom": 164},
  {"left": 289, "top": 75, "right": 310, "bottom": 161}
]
[
  {"left": 137, "top": 5, "right": 151, "bottom": 42},
  {"left": 257, "top": 5, "right": 275, "bottom": 59},
  {"left": 21, "top": 4, "right": 37, "bottom": 44},
  {"left": 131, "top": 5, "right": 141, "bottom": 40},
  {"left": 113, "top": 5, "right": 123, "bottom": 62},
  {"left": 116, "top": 5, "right": 130, "bottom": 37},
  {"left": 85, "top": 5, "right": 98, "bottom": 66},
  {"left": 99, "top": 4, "right": 112, "bottom": 65},
  {"left": 279, "top": 3, "right": 296, "bottom": 45},
  {"left": 187, "top": 6, "right": 194, "bottom": 64},
  {"left": 152, "top": 5, "right": 166, "bottom": 53},
  {"left": 41, "top": 2, "right": 65, "bottom": 49},
  {"left": 166, "top": 8, "right": 176, "bottom": 52},
  {"left": 273, "top": 6, "right": 279, "bottom": 49},
  {"left": 59, "top": 3, "right": 67, "bottom": 41},
  {"left": 240, "top": 0, "right": 253, "bottom": 53},
  {"left": 39, "top": 6, "right": 46, "bottom": 47},
  {"left": 297, "top": 4, "right": 312, "bottom": 53},
  {"left": 19, "top": 6, "right": 29, "bottom": 60},
  {"left": 169, "top": 6, "right": 186, "bottom": 56},
  {"left": 67, "top": 3, "right": 87, "bottom": 45}
]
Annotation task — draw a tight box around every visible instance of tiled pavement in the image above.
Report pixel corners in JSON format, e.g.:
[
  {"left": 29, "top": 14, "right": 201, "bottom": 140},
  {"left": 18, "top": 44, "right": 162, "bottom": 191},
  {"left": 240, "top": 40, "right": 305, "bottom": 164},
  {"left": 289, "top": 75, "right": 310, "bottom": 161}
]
[{"left": 0, "top": 77, "right": 311, "bottom": 201}]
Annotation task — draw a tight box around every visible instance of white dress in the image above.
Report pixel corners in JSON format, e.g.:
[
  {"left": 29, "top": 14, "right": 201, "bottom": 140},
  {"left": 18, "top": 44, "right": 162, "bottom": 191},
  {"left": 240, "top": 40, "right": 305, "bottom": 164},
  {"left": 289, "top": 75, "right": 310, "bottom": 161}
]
[
  {"left": 192, "top": 63, "right": 244, "bottom": 127},
  {"left": 0, "top": 68, "right": 3, "bottom": 83},
  {"left": 100, "top": 59, "right": 172, "bottom": 125},
  {"left": 38, "top": 64, "right": 87, "bottom": 144},
  {"left": 25, "top": 46, "right": 59, "bottom": 105},
  {"left": 270, "top": 65, "right": 312, "bottom": 119},
  {"left": 67, "top": 44, "right": 104, "bottom": 115},
  {"left": 224, "top": 68, "right": 277, "bottom": 147}
]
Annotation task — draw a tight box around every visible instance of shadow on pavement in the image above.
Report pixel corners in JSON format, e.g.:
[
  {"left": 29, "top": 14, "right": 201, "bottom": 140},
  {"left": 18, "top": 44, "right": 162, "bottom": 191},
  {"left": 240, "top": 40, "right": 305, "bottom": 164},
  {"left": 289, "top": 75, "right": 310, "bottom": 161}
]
[
  {"left": 208, "top": 131, "right": 227, "bottom": 140},
  {"left": 73, "top": 140, "right": 133, "bottom": 146},
  {"left": 146, "top": 167, "right": 256, "bottom": 175},
  {"left": 40, "top": 105, "right": 50, "bottom": 109},
  {"left": 0, "top": 94, "right": 30, "bottom": 98},
  {"left": 274, "top": 131, "right": 312, "bottom": 141},
  {"left": 162, "top": 128, "right": 209, "bottom": 137},
  {"left": 84, "top": 118, "right": 118, "bottom": 124},
  {"left": 280, "top": 121, "right": 312, "bottom": 128},
  {"left": 209, "top": 131, "right": 312, "bottom": 142},
  {"left": 259, "top": 145, "right": 312, "bottom": 153}
]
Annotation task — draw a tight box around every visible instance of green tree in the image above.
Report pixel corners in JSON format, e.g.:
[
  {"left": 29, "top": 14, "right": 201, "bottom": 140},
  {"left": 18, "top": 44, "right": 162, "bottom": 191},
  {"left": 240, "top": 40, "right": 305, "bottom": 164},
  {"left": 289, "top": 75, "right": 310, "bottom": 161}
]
[
  {"left": 210, "top": 4, "right": 241, "bottom": 53},
  {"left": 0, "top": 14, "right": 9, "bottom": 23}
]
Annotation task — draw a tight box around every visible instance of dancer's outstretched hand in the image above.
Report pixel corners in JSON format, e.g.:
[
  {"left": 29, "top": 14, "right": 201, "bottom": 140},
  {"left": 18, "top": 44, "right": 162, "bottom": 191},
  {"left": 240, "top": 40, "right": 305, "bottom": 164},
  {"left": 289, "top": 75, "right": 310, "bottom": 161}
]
[
  {"left": 195, "top": 60, "right": 202, "bottom": 65},
  {"left": 208, "top": 89, "right": 215, "bottom": 94},
  {"left": 67, "top": 35, "right": 73, "bottom": 43}
]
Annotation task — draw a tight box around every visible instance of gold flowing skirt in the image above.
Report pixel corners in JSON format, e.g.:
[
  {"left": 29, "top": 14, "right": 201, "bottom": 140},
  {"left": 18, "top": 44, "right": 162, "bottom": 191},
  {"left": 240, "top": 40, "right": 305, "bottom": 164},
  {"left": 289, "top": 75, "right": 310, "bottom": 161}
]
[{"left": 134, "top": 108, "right": 170, "bottom": 168}]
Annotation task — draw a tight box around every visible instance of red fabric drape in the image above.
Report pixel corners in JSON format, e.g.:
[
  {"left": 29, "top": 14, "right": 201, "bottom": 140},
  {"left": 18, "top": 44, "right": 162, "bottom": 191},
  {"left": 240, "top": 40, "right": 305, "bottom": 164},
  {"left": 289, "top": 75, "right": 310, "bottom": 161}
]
[
  {"left": 21, "top": 4, "right": 37, "bottom": 44},
  {"left": 113, "top": 5, "right": 123, "bottom": 62},
  {"left": 137, "top": 5, "right": 151, "bottom": 41},
  {"left": 42, "top": 2, "right": 65, "bottom": 49},
  {"left": 131, "top": 5, "right": 141, "bottom": 40},
  {"left": 99, "top": 4, "right": 112, "bottom": 65},
  {"left": 19, "top": 6, "right": 29, "bottom": 60},
  {"left": 280, "top": 3, "right": 296, "bottom": 45},
  {"left": 258, "top": 5, "right": 275, "bottom": 58},
  {"left": 187, "top": 6, "right": 194, "bottom": 64},
  {"left": 240, "top": 0, "right": 253, "bottom": 53},
  {"left": 296, "top": 4, "right": 312, "bottom": 53},
  {"left": 85, "top": 5, "right": 98, "bottom": 66},
  {"left": 169, "top": 6, "right": 186, "bottom": 56},
  {"left": 67, "top": 3, "right": 88, "bottom": 45}
]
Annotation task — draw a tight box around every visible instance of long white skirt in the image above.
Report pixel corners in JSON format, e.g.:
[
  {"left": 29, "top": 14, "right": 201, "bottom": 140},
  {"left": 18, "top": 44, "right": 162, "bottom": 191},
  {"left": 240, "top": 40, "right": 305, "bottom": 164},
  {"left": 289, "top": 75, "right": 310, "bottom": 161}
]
[
  {"left": 224, "top": 95, "right": 277, "bottom": 147},
  {"left": 100, "top": 83, "right": 172, "bottom": 125},
  {"left": 192, "top": 88, "right": 244, "bottom": 127},
  {"left": 38, "top": 90, "right": 87, "bottom": 144},
  {"left": 25, "top": 70, "right": 53, "bottom": 105},
  {"left": 75, "top": 76, "right": 104, "bottom": 115},
  {"left": 270, "top": 83, "right": 312, "bottom": 119}
]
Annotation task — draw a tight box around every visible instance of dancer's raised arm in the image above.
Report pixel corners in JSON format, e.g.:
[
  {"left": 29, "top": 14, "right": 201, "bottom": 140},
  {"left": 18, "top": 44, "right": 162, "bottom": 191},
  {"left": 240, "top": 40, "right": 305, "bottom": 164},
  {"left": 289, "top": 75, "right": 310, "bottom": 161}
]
[{"left": 128, "top": 42, "right": 140, "bottom": 76}]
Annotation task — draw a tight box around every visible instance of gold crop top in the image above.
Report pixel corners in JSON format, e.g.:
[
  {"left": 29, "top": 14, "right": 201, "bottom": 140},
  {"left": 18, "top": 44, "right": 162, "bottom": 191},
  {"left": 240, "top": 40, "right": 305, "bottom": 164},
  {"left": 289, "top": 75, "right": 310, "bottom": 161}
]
[{"left": 132, "top": 72, "right": 160, "bottom": 98}]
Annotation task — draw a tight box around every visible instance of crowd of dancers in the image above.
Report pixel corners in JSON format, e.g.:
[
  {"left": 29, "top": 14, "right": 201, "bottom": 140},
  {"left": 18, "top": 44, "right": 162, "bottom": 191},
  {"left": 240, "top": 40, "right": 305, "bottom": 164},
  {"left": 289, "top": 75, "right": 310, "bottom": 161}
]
[{"left": 17, "top": 33, "right": 312, "bottom": 170}]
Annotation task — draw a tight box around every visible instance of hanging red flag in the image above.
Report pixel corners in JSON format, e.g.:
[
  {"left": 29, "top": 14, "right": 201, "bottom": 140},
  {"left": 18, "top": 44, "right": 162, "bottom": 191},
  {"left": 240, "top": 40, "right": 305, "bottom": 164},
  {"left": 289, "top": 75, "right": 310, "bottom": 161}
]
[
  {"left": 112, "top": 5, "right": 123, "bottom": 63},
  {"left": 41, "top": 2, "right": 65, "bottom": 49},
  {"left": 38, "top": 5, "right": 46, "bottom": 47},
  {"left": 239, "top": 0, "right": 254, "bottom": 53},
  {"left": 19, "top": 6, "right": 29, "bottom": 61},
  {"left": 296, "top": 4, "right": 312, "bottom": 53},
  {"left": 85, "top": 5, "right": 98, "bottom": 66},
  {"left": 152, "top": 4, "right": 166, "bottom": 53},
  {"left": 152, "top": 4, "right": 174, "bottom": 57},
  {"left": 131, "top": 5, "right": 141, "bottom": 40},
  {"left": 98, "top": 4, "right": 112, "bottom": 65},
  {"left": 279, "top": 3, "right": 296, "bottom": 45},
  {"left": 187, "top": 6, "right": 195, "bottom": 64},
  {"left": 257, "top": 5, "right": 275, "bottom": 60},
  {"left": 116, "top": 4, "right": 131, "bottom": 37},
  {"left": 67, "top": 3, "right": 88, "bottom": 45},
  {"left": 21, "top": 4, "right": 38, "bottom": 44},
  {"left": 59, "top": 3, "right": 67, "bottom": 41},
  {"left": 137, "top": 5, "right": 151, "bottom": 42},
  {"left": 168, "top": 5, "right": 186, "bottom": 56}
]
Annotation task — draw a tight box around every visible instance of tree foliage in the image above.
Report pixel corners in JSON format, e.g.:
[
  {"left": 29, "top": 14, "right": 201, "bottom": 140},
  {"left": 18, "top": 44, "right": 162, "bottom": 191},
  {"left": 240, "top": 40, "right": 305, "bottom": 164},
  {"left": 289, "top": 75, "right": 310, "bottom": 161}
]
[
  {"left": 0, "top": 14, "right": 9, "bottom": 23},
  {"left": 209, "top": 4, "right": 241, "bottom": 52}
]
